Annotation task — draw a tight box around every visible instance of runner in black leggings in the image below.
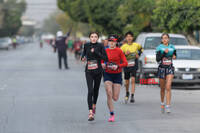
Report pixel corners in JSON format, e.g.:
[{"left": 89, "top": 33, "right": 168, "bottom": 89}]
[{"left": 81, "top": 32, "right": 108, "bottom": 121}]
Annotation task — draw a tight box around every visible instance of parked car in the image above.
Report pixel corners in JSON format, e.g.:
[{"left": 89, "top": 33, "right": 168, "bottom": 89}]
[
  {"left": 135, "top": 33, "right": 189, "bottom": 82},
  {"left": 0, "top": 37, "right": 12, "bottom": 50},
  {"left": 172, "top": 45, "right": 200, "bottom": 89}
]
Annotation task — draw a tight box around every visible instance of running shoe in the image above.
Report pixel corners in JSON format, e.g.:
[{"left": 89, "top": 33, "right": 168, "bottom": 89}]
[
  {"left": 165, "top": 106, "right": 171, "bottom": 113},
  {"left": 130, "top": 95, "right": 135, "bottom": 103},
  {"left": 108, "top": 115, "right": 115, "bottom": 122},
  {"left": 88, "top": 113, "right": 94, "bottom": 121},
  {"left": 125, "top": 92, "right": 130, "bottom": 104},
  {"left": 161, "top": 105, "right": 165, "bottom": 113}
]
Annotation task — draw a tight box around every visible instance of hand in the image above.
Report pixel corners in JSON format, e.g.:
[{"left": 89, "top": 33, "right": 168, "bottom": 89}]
[
  {"left": 164, "top": 49, "right": 169, "bottom": 53},
  {"left": 125, "top": 50, "right": 130, "bottom": 55},
  {"left": 91, "top": 48, "right": 94, "bottom": 53},
  {"left": 101, "top": 63, "right": 106, "bottom": 69},
  {"left": 112, "top": 65, "right": 118, "bottom": 70},
  {"left": 81, "top": 57, "right": 86, "bottom": 62},
  {"left": 136, "top": 54, "right": 139, "bottom": 59},
  {"left": 172, "top": 55, "right": 176, "bottom": 59}
]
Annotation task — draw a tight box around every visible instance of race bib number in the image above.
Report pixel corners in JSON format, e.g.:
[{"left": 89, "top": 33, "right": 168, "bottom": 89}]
[
  {"left": 128, "top": 60, "right": 135, "bottom": 67},
  {"left": 162, "top": 58, "right": 172, "bottom": 65},
  {"left": 88, "top": 60, "right": 98, "bottom": 70}
]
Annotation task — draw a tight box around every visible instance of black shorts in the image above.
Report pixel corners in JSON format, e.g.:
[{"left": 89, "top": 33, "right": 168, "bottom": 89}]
[
  {"left": 124, "top": 67, "right": 137, "bottom": 80},
  {"left": 103, "top": 72, "right": 122, "bottom": 85},
  {"left": 157, "top": 65, "right": 174, "bottom": 79}
]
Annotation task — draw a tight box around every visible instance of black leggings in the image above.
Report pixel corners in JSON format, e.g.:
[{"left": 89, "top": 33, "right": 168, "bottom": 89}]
[{"left": 85, "top": 72, "right": 102, "bottom": 110}]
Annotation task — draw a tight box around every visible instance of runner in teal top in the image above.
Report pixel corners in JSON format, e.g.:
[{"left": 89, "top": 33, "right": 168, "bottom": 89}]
[
  {"left": 156, "top": 43, "right": 176, "bottom": 67},
  {"left": 156, "top": 33, "right": 176, "bottom": 114}
]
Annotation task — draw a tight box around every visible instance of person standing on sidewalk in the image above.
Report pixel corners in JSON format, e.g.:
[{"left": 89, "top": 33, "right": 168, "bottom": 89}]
[
  {"left": 120, "top": 31, "right": 143, "bottom": 104},
  {"left": 156, "top": 33, "right": 176, "bottom": 113},
  {"left": 81, "top": 32, "right": 108, "bottom": 121},
  {"left": 102, "top": 35, "right": 128, "bottom": 122},
  {"left": 55, "top": 31, "right": 70, "bottom": 70}
]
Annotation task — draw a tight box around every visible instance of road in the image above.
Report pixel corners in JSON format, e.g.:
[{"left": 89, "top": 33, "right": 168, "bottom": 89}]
[{"left": 0, "top": 42, "right": 200, "bottom": 133}]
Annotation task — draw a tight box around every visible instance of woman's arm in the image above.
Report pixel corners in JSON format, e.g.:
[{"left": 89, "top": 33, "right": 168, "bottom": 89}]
[
  {"left": 138, "top": 44, "right": 143, "bottom": 56},
  {"left": 118, "top": 50, "right": 128, "bottom": 68},
  {"left": 156, "top": 51, "right": 166, "bottom": 62},
  {"left": 173, "top": 50, "right": 177, "bottom": 59},
  {"left": 81, "top": 44, "right": 87, "bottom": 60}
]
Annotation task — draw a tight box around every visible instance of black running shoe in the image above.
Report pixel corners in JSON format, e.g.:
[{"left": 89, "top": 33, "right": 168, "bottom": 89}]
[
  {"left": 130, "top": 94, "right": 135, "bottom": 103},
  {"left": 125, "top": 92, "right": 130, "bottom": 104}
]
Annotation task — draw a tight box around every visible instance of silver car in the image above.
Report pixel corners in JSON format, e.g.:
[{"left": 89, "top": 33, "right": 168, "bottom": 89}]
[
  {"left": 173, "top": 46, "right": 200, "bottom": 89},
  {"left": 135, "top": 33, "right": 189, "bottom": 82},
  {"left": 0, "top": 37, "right": 12, "bottom": 50}
]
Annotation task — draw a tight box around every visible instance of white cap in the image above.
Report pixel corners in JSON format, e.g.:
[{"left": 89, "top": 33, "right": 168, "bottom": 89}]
[{"left": 56, "top": 31, "right": 63, "bottom": 37}]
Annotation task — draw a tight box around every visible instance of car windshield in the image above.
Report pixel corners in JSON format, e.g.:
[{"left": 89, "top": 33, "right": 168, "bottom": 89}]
[
  {"left": 0, "top": 38, "right": 8, "bottom": 43},
  {"left": 176, "top": 49, "right": 200, "bottom": 60},
  {"left": 144, "top": 37, "right": 188, "bottom": 49}
]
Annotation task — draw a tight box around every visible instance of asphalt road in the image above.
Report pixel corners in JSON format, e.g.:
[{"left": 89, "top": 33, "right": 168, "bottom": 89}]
[{"left": 0, "top": 42, "right": 200, "bottom": 133}]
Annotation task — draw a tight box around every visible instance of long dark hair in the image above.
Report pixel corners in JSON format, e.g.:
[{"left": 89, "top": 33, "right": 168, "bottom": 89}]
[{"left": 89, "top": 32, "right": 99, "bottom": 38}]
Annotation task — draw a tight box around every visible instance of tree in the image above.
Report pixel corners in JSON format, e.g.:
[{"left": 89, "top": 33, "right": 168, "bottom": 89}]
[
  {"left": 152, "top": 0, "right": 200, "bottom": 37},
  {"left": 57, "top": 0, "right": 125, "bottom": 35},
  {"left": 42, "top": 11, "right": 61, "bottom": 35},
  {"left": 56, "top": 12, "right": 90, "bottom": 37},
  {"left": 58, "top": 0, "right": 200, "bottom": 42},
  {"left": 118, "top": 0, "right": 155, "bottom": 36},
  {"left": 0, "top": 2, "right": 4, "bottom": 28},
  {"left": 0, "top": 0, "right": 26, "bottom": 37},
  {"left": 18, "top": 26, "right": 35, "bottom": 37},
  {"left": 58, "top": 0, "right": 88, "bottom": 23}
]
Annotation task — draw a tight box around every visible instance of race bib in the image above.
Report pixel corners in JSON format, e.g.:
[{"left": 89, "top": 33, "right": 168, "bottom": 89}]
[
  {"left": 87, "top": 60, "right": 98, "bottom": 70},
  {"left": 127, "top": 59, "right": 135, "bottom": 67},
  {"left": 107, "top": 62, "right": 118, "bottom": 70},
  {"left": 162, "top": 58, "right": 172, "bottom": 65}
]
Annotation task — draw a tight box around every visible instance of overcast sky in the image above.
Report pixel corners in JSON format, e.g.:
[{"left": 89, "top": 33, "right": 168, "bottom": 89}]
[{"left": 24, "top": 0, "right": 58, "bottom": 24}]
